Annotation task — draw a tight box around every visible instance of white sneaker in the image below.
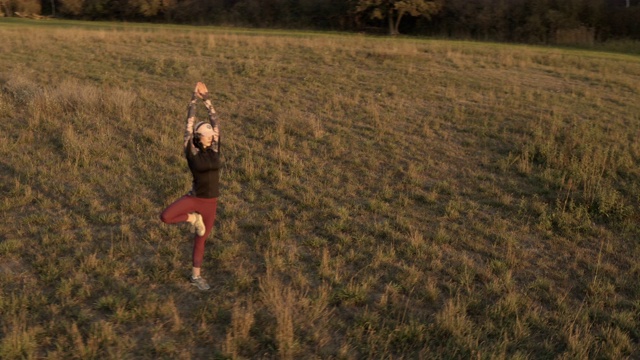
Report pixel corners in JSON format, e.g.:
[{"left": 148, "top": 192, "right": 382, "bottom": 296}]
[
  {"left": 190, "top": 213, "right": 206, "bottom": 236},
  {"left": 190, "top": 276, "right": 210, "bottom": 291}
]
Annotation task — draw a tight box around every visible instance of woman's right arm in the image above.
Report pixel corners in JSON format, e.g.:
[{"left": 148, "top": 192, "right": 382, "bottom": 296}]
[
  {"left": 203, "top": 98, "right": 220, "bottom": 146},
  {"left": 183, "top": 94, "right": 198, "bottom": 153}
]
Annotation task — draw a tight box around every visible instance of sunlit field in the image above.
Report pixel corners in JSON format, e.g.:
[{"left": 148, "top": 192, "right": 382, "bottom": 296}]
[{"left": 1, "top": 18, "right": 639, "bottom": 359}]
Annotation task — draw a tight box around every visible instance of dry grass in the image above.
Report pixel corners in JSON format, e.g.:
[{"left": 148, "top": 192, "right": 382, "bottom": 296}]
[{"left": 1, "top": 18, "right": 639, "bottom": 359}]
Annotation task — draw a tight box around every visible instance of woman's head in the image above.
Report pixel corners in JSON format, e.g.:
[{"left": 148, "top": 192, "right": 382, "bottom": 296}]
[{"left": 194, "top": 122, "right": 216, "bottom": 149}]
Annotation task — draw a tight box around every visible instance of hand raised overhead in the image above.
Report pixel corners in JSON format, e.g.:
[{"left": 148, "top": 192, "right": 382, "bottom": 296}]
[{"left": 194, "top": 82, "right": 209, "bottom": 100}]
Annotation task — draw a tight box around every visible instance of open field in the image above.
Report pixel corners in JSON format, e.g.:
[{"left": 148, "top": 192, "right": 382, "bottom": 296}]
[{"left": 1, "top": 18, "right": 639, "bottom": 359}]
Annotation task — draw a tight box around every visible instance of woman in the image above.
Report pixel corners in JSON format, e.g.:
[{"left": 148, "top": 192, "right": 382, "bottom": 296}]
[{"left": 160, "top": 82, "right": 221, "bottom": 291}]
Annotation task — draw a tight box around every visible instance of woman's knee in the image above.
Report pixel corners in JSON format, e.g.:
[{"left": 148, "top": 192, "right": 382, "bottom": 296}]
[{"left": 160, "top": 209, "right": 173, "bottom": 224}]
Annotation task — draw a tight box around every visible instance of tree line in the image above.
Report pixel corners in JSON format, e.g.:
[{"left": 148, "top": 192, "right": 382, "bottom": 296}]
[{"left": 2, "top": 0, "right": 639, "bottom": 43}]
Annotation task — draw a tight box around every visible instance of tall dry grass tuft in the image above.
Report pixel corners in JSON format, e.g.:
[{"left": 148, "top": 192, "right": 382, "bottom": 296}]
[
  {"left": 513, "top": 109, "right": 637, "bottom": 226},
  {"left": 0, "top": 310, "right": 39, "bottom": 360},
  {"left": 434, "top": 295, "right": 478, "bottom": 353},
  {"left": 223, "top": 298, "right": 255, "bottom": 358},
  {"left": 259, "top": 269, "right": 297, "bottom": 359}
]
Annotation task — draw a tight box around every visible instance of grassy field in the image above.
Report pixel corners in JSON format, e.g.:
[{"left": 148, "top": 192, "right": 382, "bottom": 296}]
[{"left": 1, "top": 18, "right": 639, "bottom": 359}]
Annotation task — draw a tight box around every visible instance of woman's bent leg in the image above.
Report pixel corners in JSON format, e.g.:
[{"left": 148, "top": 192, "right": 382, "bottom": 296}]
[{"left": 160, "top": 195, "right": 196, "bottom": 224}]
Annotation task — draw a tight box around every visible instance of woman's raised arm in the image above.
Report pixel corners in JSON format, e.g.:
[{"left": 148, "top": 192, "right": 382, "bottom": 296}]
[{"left": 183, "top": 93, "right": 198, "bottom": 151}]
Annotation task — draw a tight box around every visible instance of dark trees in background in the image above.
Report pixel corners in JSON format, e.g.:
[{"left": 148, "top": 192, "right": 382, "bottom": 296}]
[
  {"left": 428, "top": 0, "right": 602, "bottom": 43},
  {"left": 2, "top": 0, "right": 41, "bottom": 16},
  {"left": 355, "top": 0, "right": 442, "bottom": 35},
  {"left": 6, "top": 0, "right": 638, "bottom": 42}
]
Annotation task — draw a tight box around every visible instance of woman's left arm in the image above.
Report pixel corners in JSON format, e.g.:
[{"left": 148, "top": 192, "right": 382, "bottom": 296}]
[{"left": 203, "top": 97, "right": 220, "bottom": 149}]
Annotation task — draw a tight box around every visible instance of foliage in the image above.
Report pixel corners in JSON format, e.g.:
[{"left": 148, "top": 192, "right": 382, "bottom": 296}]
[
  {"left": 356, "top": 0, "right": 442, "bottom": 35},
  {"left": 1, "top": 0, "right": 41, "bottom": 16},
  {"left": 2, "top": 0, "right": 640, "bottom": 42},
  {"left": 58, "top": 0, "right": 83, "bottom": 16}
]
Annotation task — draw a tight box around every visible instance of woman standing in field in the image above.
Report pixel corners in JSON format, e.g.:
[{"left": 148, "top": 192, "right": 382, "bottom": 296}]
[{"left": 160, "top": 82, "right": 221, "bottom": 291}]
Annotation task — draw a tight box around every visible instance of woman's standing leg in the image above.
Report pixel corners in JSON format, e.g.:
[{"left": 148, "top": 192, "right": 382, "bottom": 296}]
[
  {"left": 192, "top": 198, "right": 218, "bottom": 271},
  {"left": 190, "top": 198, "right": 217, "bottom": 291},
  {"left": 161, "top": 195, "right": 217, "bottom": 290}
]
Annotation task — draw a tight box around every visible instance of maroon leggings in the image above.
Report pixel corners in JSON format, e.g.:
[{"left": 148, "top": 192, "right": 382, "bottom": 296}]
[{"left": 160, "top": 195, "right": 218, "bottom": 268}]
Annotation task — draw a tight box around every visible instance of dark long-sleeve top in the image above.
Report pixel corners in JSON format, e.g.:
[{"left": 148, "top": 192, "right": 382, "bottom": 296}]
[{"left": 184, "top": 98, "right": 221, "bottom": 198}]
